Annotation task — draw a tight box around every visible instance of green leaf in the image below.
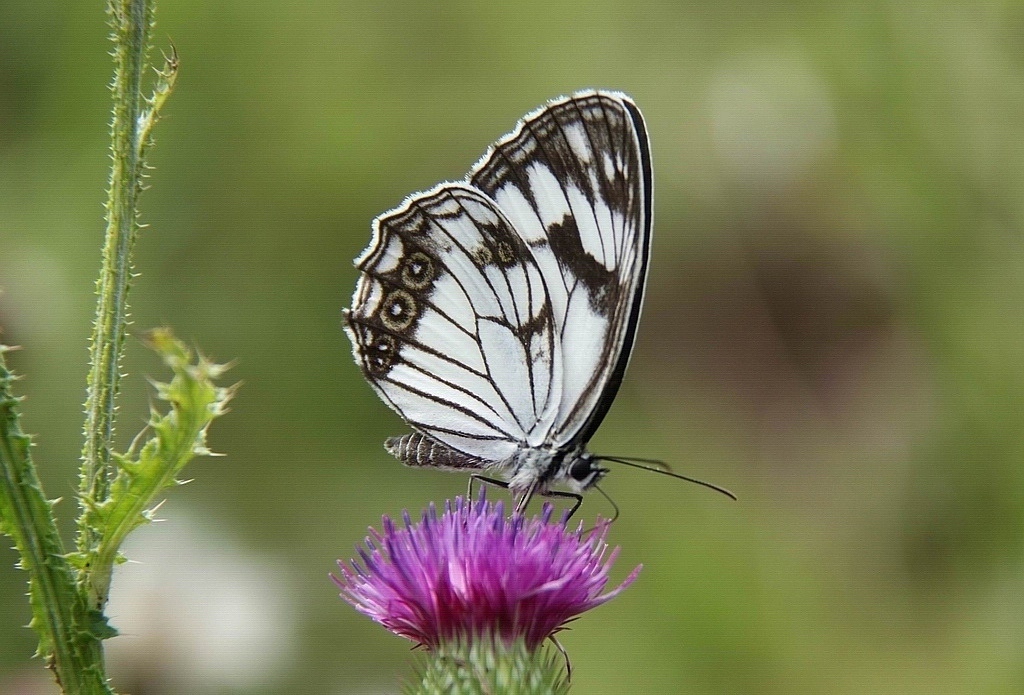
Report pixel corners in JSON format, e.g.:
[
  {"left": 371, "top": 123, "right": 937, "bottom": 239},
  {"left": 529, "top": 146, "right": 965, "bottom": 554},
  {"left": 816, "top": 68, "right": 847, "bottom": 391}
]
[{"left": 76, "top": 328, "right": 234, "bottom": 610}]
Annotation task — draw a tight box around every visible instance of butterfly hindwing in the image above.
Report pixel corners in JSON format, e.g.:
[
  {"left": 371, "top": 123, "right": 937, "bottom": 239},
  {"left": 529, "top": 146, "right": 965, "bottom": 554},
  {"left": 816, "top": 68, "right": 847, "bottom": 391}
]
[{"left": 345, "top": 183, "right": 561, "bottom": 463}]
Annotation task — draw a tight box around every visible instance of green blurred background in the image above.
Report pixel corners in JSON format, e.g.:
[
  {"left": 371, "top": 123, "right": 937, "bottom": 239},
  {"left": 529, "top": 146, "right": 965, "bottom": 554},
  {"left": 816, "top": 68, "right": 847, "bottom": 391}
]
[{"left": 3, "top": 1, "right": 1024, "bottom": 693}]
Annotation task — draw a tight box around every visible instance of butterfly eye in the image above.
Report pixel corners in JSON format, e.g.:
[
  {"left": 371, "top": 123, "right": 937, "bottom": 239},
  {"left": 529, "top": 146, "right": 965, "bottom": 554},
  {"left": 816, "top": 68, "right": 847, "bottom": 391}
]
[{"left": 568, "top": 458, "right": 594, "bottom": 482}]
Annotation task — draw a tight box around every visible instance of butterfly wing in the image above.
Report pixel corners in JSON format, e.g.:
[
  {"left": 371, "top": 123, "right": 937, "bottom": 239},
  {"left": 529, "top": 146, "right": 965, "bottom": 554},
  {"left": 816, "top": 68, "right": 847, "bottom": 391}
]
[
  {"left": 469, "top": 91, "right": 652, "bottom": 448},
  {"left": 345, "top": 183, "right": 561, "bottom": 464}
]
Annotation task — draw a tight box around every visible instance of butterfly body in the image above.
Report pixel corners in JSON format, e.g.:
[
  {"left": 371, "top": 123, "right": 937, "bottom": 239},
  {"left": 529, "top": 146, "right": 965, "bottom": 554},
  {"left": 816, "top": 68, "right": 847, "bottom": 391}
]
[
  {"left": 384, "top": 431, "right": 603, "bottom": 498},
  {"left": 345, "top": 90, "right": 651, "bottom": 510}
]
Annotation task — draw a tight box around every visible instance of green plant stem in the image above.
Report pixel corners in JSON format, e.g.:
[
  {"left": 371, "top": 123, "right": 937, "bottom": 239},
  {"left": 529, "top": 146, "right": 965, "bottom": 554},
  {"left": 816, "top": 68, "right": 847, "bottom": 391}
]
[
  {"left": 0, "top": 350, "right": 113, "bottom": 694},
  {"left": 79, "top": 0, "right": 160, "bottom": 558},
  {"left": 0, "top": 0, "right": 182, "bottom": 689}
]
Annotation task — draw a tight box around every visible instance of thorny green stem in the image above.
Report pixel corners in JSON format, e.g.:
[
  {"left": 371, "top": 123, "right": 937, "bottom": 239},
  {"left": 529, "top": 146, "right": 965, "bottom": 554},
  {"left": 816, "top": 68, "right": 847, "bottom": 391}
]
[
  {"left": 0, "top": 350, "right": 113, "bottom": 694},
  {"left": 79, "top": 0, "right": 175, "bottom": 567},
  {"left": 0, "top": 0, "right": 183, "bottom": 690}
]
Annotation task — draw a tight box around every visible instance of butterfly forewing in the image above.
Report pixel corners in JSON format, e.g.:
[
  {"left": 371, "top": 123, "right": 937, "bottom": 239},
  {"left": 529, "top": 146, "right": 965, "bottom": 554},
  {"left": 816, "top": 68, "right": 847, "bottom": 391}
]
[
  {"left": 345, "top": 184, "right": 561, "bottom": 462},
  {"left": 469, "top": 92, "right": 652, "bottom": 447}
]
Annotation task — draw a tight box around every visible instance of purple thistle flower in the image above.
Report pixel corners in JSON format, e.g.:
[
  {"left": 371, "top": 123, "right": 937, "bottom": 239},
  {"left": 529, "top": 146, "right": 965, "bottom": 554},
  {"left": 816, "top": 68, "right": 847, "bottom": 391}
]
[{"left": 333, "top": 494, "right": 641, "bottom": 651}]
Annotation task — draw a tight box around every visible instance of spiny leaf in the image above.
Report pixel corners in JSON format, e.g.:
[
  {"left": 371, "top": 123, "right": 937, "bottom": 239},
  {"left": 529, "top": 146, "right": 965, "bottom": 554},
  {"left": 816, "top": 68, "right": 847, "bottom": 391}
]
[{"left": 76, "top": 328, "right": 234, "bottom": 610}]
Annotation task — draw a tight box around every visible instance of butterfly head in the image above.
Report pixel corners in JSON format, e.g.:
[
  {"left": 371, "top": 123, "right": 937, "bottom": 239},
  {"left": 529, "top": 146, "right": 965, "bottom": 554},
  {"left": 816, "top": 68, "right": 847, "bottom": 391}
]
[{"left": 564, "top": 451, "right": 609, "bottom": 492}]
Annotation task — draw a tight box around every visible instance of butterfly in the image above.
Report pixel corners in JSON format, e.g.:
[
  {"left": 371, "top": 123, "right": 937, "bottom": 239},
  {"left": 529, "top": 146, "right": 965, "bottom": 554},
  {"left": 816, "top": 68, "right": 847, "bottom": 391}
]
[{"left": 345, "top": 91, "right": 730, "bottom": 514}]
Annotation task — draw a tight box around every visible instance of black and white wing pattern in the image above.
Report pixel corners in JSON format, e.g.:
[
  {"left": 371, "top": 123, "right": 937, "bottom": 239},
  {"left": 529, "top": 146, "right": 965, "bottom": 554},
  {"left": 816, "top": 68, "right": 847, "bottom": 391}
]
[
  {"left": 469, "top": 91, "right": 652, "bottom": 448},
  {"left": 345, "top": 184, "right": 562, "bottom": 463},
  {"left": 345, "top": 90, "right": 651, "bottom": 501}
]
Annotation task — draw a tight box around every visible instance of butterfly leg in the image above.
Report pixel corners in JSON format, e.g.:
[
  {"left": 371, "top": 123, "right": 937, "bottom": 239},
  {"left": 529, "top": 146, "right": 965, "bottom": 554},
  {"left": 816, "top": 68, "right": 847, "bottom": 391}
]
[
  {"left": 468, "top": 474, "right": 509, "bottom": 506},
  {"left": 469, "top": 477, "right": 583, "bottom": 519},
  {"left": 537, "top": 488, "right": 584, "bottom": 519}
]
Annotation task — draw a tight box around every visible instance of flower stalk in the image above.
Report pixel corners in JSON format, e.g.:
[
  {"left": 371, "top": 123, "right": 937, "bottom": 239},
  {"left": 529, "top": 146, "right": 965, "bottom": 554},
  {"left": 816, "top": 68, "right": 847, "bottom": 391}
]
[
  {"left": 80, "top": 0, "right": 177, "bottom": 555},
  {"left": 0, "top": 348, "right": 112, "bottom": 694}
]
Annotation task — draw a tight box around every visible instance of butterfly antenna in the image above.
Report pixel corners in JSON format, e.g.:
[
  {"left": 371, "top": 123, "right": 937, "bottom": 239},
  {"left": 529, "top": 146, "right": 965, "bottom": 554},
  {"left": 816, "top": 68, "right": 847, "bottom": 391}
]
[
  {"left": 597, "top": 454, "right": 673, "bottom": 472},
  {"left": 597, "top": 456, "right": 738, "bottom": 501}
]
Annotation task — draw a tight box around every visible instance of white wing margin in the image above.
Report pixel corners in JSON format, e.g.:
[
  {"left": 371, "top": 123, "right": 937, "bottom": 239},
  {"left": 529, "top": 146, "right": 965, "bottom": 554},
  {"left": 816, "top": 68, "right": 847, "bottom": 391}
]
[
  {"left": 469, "top": 91, "right": 652, "bottom": 447},
  {"left": 344, "top": 183, "right": 561, "bottom": 462}
]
